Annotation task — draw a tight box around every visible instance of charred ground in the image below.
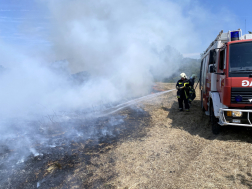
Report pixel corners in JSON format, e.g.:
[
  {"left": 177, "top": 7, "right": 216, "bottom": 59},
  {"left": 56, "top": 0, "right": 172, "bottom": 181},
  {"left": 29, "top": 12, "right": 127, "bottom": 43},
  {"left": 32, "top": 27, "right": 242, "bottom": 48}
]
[{"left": 0, "top": 105, "right": 152, "bottom": 188}]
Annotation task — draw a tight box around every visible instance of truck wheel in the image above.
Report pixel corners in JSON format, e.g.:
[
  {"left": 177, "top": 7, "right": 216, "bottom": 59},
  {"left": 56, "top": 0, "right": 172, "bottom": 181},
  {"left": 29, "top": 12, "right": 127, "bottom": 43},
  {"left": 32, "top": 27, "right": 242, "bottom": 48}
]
[{"left": 210, "top": 103, "right": 220, "bottom": 135}]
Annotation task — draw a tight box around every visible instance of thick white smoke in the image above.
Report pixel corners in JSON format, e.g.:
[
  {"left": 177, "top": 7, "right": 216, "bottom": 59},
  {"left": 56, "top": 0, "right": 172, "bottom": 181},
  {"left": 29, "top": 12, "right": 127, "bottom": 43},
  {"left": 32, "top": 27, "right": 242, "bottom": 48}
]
[
  {"left": 46, "top": 0, "right": 196, "bottom": 98},
  {"left": 1, "top": 0, "right": 236, "bottom": 119}
]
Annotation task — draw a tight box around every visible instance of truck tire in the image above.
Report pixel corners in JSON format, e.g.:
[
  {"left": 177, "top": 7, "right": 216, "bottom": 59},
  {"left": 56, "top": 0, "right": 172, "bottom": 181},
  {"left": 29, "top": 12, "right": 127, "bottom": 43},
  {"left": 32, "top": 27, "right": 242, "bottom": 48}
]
[{"left": 210, "top": 103, "right": 220, "bottom": 135}]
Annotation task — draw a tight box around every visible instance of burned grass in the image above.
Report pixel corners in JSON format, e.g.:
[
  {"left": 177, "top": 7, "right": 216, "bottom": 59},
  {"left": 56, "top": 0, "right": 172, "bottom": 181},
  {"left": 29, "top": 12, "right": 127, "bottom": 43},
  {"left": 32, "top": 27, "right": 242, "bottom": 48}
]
[{"left": 0, "top": 105, "right": 152, "bottom": 189}]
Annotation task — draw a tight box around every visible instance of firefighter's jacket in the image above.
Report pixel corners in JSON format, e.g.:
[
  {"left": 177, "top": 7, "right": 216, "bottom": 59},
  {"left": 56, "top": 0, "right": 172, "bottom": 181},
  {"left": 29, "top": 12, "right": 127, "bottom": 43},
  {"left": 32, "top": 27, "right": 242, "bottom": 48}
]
[{"left": 176, "top": 79, "right": 190, "bottom": 99}]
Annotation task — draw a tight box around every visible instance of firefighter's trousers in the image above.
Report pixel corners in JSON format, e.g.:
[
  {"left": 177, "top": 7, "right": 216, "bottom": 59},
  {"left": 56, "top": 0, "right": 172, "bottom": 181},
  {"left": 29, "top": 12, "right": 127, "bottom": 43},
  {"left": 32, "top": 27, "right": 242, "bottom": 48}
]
[{"left": 177, "top": 91, "right": 190, "bottom": 110}]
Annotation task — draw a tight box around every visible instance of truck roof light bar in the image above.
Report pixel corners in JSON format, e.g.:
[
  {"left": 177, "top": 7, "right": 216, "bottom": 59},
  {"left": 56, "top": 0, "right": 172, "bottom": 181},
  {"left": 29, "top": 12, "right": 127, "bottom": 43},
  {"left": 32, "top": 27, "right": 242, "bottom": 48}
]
[
  {"left": 202, "top": 29, "right": 246, "bottom": 57},
  {"left": 231, "top": 31, "right": 240, "bottom": 41}
]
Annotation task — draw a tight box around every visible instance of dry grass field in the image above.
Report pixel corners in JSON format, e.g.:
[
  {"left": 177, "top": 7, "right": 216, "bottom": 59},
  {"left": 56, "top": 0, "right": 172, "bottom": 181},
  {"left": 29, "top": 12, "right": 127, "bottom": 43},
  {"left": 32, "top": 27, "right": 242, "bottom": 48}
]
[{"left": 69, "top": 83, "right": 252, "bottom": 188}]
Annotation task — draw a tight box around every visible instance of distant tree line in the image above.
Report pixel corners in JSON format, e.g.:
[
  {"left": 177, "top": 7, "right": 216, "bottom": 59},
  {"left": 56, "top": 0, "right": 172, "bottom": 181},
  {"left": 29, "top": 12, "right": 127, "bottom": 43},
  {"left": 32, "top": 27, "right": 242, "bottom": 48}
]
[{"left": 163, "top": 58, "right": 201, "bottom": 83}]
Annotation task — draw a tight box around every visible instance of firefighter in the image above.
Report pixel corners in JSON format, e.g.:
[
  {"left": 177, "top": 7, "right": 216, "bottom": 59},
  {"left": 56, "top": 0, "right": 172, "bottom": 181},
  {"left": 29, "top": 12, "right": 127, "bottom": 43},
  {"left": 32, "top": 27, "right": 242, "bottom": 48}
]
[
  {"left": 188, "top": 74, "right": 197, "bottom": 104},
  {"left": 176, "top": 73, "right": 190, "bottom": 111}
]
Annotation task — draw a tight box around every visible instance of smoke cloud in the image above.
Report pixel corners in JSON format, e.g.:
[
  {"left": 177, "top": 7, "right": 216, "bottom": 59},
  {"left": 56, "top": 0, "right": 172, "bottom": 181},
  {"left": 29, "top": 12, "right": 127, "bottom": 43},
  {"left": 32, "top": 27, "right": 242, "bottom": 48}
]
[
  {"left": 47, "top": 0, "right": 197, "bottom": 96},
  {"left": 2, "top": 0, "right": 228, "bottom": 121}
]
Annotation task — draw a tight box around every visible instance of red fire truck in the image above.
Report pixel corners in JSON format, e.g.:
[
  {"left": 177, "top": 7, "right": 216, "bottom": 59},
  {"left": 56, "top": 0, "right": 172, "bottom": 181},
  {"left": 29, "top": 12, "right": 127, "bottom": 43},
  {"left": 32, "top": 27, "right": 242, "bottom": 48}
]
[{"left": 200, "top": 29, "right": 252, "bottom": 134}]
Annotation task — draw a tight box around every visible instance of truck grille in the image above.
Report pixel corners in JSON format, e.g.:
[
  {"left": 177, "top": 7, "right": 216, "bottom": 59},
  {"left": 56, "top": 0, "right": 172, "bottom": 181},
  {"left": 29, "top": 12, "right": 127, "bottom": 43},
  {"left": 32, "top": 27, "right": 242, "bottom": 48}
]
[{"left": 231, "top": 87, "right": 252, "bottom": 104}]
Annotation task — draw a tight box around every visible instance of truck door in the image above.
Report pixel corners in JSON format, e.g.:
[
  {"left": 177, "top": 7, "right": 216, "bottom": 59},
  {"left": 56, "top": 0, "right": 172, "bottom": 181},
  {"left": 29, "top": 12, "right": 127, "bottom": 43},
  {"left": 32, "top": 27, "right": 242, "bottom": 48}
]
[
  {"left": 202, "top": 55, "right": 209, "bottom": 110},
  {"left": 216, "top": 49, "right": 226, "bottom": 98}
]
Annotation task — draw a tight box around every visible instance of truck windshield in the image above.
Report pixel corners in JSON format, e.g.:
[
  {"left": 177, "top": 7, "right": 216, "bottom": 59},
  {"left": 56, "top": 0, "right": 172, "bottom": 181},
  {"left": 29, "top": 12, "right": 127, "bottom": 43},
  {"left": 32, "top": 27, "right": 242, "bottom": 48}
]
[{"left": 229, "top": 42, "right": 252, "bottom": 72}]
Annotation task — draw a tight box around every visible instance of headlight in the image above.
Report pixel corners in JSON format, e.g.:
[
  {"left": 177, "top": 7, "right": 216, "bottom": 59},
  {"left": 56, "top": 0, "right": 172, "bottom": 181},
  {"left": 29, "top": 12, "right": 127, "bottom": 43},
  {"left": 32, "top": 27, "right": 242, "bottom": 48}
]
[{"left": 232, "top": 111, "right": 243, "bottom": 117}]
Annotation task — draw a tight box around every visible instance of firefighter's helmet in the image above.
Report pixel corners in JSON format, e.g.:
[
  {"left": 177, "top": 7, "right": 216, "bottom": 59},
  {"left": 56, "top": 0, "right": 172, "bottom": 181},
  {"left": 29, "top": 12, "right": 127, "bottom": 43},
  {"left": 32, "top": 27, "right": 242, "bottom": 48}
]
[{"left": 180, "top": 73, "right": 187, "bottom": 79}]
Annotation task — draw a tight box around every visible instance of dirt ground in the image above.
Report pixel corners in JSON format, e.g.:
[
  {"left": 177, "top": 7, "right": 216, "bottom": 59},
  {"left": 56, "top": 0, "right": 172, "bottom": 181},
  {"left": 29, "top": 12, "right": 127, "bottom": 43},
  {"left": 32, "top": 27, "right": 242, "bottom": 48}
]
[{"left": 70, "top": 82, "right": 252, "bottom": 189}]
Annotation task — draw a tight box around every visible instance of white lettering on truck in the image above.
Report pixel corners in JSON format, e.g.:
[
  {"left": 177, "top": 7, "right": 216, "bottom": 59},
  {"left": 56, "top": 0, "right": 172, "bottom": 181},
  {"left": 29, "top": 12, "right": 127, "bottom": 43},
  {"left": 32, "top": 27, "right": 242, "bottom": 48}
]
[{"left": 242, "top": 80, "right": 252, "bottom": 86}]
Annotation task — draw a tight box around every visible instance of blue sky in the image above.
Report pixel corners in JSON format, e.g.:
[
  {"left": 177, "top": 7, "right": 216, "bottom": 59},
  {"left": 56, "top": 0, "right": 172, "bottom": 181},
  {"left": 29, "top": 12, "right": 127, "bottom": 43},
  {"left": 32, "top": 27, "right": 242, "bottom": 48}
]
[
  {"left": 200, "top": 0, "right": 252, "bottom": 33},
  {"left": 1, "top": 0, "right": 252, "bottom": 59},
  {"left": 178, "top": 0, "right": 252, "bottom": 57},
  {"left": 0, "top": 1, "right": 50, "bottom": 49}
]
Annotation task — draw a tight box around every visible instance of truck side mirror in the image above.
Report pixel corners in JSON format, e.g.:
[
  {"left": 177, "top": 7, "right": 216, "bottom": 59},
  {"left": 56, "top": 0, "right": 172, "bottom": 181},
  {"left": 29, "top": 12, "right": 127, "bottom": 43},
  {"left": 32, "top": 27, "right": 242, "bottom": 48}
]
[
  {"left": 209, "top": 64, "right": 216, "bottom": 73},
  {"left": 209, "top": 49, "right": 217, "bottom": 64}
]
